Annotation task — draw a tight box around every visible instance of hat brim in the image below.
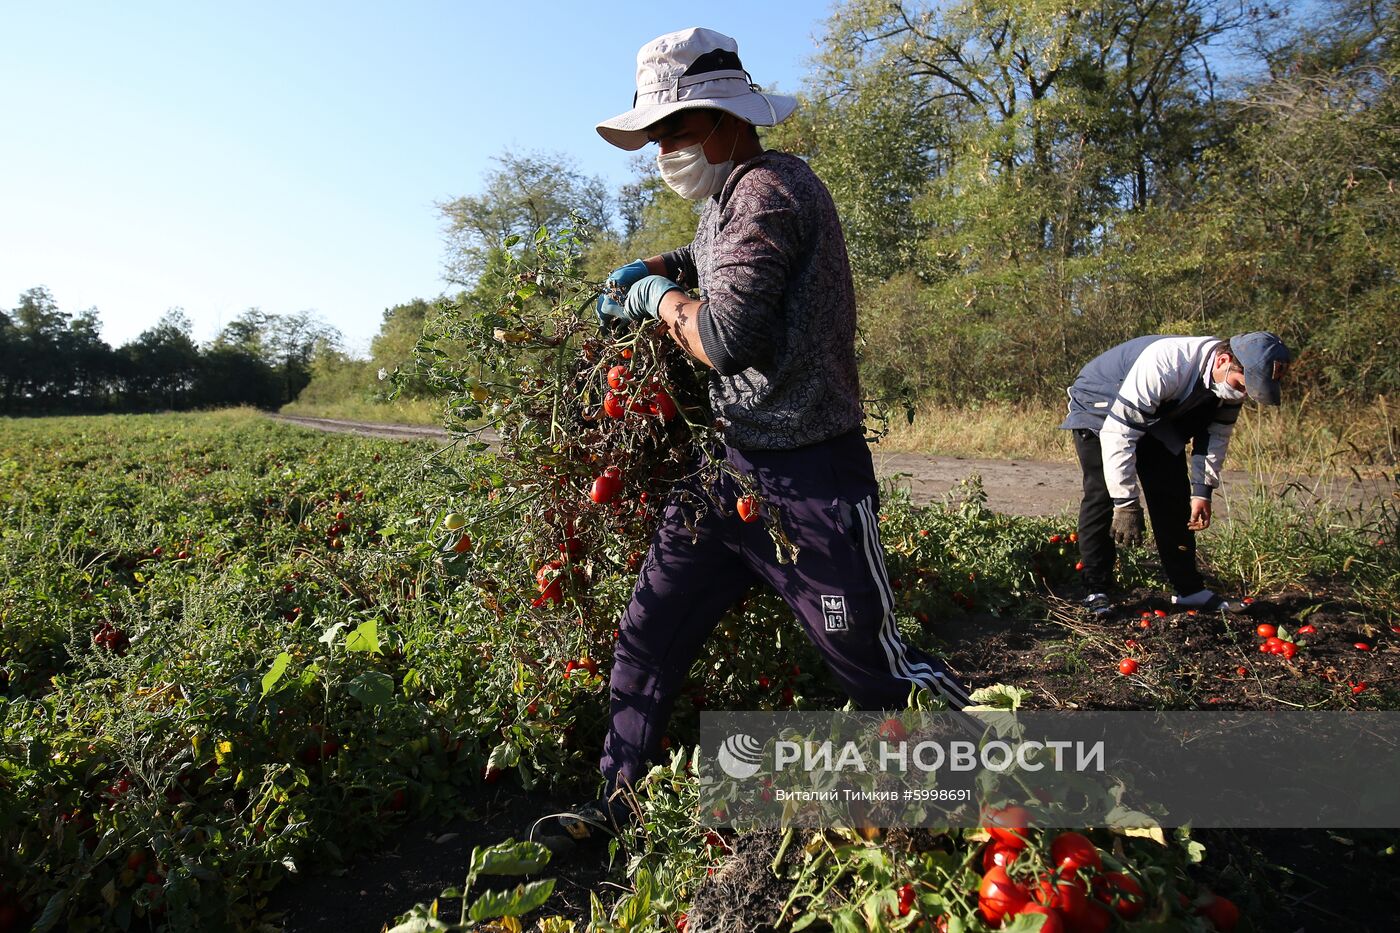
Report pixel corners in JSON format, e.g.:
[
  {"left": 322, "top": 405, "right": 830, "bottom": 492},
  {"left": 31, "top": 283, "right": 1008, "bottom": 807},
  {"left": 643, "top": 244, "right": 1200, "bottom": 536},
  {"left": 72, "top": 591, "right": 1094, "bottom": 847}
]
[
  {"left": 597, "top": 92, "right": 798, "bottom": 151},
  {"left": 1245, "top": 370, "right": 1282, "bottom": 406}
]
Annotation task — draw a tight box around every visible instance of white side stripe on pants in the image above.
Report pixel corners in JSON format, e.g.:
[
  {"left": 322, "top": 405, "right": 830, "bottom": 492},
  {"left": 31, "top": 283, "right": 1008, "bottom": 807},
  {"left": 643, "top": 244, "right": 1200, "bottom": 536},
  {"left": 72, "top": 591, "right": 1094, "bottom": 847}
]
[{"left": 854, "top": 498, "right": 972, "bottom": 710}]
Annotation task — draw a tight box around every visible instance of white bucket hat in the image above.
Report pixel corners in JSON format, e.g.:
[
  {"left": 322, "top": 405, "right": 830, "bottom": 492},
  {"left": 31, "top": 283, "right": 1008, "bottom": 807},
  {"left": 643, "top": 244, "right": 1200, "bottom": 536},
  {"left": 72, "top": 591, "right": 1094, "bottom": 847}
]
[{"left": 596, "top": 27, "right": 798, "bottom": 151}]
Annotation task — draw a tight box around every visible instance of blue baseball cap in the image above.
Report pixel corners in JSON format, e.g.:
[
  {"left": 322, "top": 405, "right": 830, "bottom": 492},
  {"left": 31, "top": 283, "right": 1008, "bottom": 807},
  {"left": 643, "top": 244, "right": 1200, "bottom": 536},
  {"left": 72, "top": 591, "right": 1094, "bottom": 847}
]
[{"left": 1229, "top": 332, "right": 1292, "bottom": 406}]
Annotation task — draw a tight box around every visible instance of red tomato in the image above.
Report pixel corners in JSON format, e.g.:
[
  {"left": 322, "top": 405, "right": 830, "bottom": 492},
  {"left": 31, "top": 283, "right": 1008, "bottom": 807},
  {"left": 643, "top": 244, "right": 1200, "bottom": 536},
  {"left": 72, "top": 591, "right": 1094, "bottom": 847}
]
[
  {"left": 603, "top": 391, "right": 625, "bottom": 418},
  {"left": 1354, "top": 642, "right": 1372, "bottom": 651},
  {"left": 607, "top": 365, "right": 631, "bottom": 390},
  {"left": 737, "top": 495, "right": 760, "bottom": 523},
  {"left": 1015, "top": 903, "right": 1066, "bottom": 933},
  {"left": 897, "top": 883, "right": 916, "bottom": 916},
  {"left": 535, "top": 560, "right": 562, "bottom": 591},
  {"left": 982, "top": 841, "right": 1021, "bottom": 873},
  {"left": 1075, "top": 561, "right": 1085, "bottom": 571},
  {"left": 1049, "top": 831, "right": 1102, "bottom": 876},
  {"left": 1197, "top": 893, "right": 1240, "bottom": 932},
  {"left": 1119, "top": 658, "right": 1139, "bottom": 675},
  {"left": 1035, "top": 874, "right": 1089, "bottom": 920},
  {"left": 589, "top": 467, "right": 623, "bottom": 504},
  {"left": 982, "top": 805, "right": 1032, "bottom": 849},
  {"left": 978, "top": 866, "right": 1030, "bottom": 924},
  {"left": 532, "top": 578, "right": 563, "bottom": 608},
  {"left": 1281, "top": 641, "right": 1297, "bottom": 659},
  {"left": 651, "top": 390, "right": 679, "bottom": 422},
  {"left": 1297, "top": 623, "right": 1316, "bottom": 635},
  {"left": 1256, "top": 623, "right": 1276, "bottom": 638},
  {"left": 877, "top": 718, "right": 907, "bottom": 743},
  {"left": 1093, "top": 871, "right": 1145, "bottom": 919}
]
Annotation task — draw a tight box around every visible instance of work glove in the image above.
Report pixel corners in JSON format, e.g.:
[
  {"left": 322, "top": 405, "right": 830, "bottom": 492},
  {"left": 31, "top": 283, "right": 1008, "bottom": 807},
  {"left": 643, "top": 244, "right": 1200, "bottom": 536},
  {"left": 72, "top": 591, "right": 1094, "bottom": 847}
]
[
  {"left": 1111, "top": 501, "right": 1145, "bottom": 548},
  {"left": 622, "top": 275, "right": 682, "bottom": 323},
  {"left": 596, "top": 260, "right": 651, "bottom": 330}
]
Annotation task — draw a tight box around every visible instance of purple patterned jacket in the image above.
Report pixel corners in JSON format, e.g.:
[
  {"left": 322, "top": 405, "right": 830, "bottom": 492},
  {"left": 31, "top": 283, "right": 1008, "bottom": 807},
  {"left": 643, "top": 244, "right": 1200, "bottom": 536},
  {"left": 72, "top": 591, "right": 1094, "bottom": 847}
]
[{"left": 660, "top": 151, "right": 864, "bottom": 451}]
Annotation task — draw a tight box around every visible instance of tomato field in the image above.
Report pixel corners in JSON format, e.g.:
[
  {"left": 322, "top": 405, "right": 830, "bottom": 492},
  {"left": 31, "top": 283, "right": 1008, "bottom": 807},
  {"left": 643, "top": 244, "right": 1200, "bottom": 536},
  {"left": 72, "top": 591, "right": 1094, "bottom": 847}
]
[
  {"left": 2, "top": 404, "right": 1399, "bottom": 932},
  {"left": 3, "top": 231, "right": 1399, "bottom": 932}
]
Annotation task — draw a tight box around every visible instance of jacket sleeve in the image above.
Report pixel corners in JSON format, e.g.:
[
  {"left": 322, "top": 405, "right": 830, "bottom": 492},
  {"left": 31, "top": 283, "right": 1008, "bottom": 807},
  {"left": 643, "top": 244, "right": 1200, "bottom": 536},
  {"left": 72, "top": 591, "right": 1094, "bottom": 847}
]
[
  {"left": 1099, "top": 343, "right": 1193, "bottom": 504},
  {"left": 695, "top": 168, "right": 801, "bottom": 376},
  {"left": 1189, "top": 404, "right": 1240, "bottom": 499},
  {"left": 659, "top": 246, "right": 697, "bottom": 290}
]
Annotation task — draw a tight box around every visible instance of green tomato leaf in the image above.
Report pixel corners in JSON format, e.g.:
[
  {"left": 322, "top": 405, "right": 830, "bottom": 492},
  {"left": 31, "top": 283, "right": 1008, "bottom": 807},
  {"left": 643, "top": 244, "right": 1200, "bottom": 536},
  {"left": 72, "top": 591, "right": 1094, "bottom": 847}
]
[
  {"left": 967, "top": 683, "right": 1030, "bottom": 711},
  {"left": 344, "top": 620, "right": 382, "bottom": 654},
  {"left": 347, "top": 671, "right": 394, "bottom": 708},
  {"left": 466, "top": 879, "right": 555, "bottom": 921},
  {"left": 261, "top": 651, "right": 291, "bottom": 697},
  {"left": 486, "top": 741, "right": 519, "bottom": 774},
  {"left": 469, "top": 839, "right": 551, "bottom": 877}
]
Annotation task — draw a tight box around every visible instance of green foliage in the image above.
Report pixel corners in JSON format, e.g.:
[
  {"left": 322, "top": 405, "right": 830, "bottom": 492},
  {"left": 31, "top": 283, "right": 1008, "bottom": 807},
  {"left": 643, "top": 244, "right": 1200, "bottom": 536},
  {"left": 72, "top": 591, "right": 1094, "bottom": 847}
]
[
  {"left": 0, "top": 289, "right": 344, "bottom": 415},
  {"left": 438, "top": 150, "right": 613, "bottom": 288},
  {"left": 768, "top": 67, "right": 940, "bottom": 282},
  {"left": 2, "top": 407, "right": 1393, "bottom": 929},
  {"left": 1206, "top": 474, "right": 1400, "bottom": 610},
  {"left": 794, "top": 0, "right": 1400, "bottom": 413}
]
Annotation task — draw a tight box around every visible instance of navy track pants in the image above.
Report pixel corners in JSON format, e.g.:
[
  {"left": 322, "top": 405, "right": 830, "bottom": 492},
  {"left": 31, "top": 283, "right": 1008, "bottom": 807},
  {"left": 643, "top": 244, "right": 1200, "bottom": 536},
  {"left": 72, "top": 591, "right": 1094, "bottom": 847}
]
[{"left": 600, "top": 429, "right": 971, "bottom": 791}]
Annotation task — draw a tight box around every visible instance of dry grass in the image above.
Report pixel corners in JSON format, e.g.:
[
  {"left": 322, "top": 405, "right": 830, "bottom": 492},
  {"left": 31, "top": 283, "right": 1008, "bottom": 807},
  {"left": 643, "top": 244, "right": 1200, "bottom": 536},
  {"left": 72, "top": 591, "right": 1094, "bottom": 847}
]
[
  {"left": 878, "top": 396, "right": 1399, "bottom": 472},
  {"left": 280, "top": 390, "right": 1398, "bottom": 475},
  {"left": 278, "top": 396, "right": 444, "bottom": 426}
]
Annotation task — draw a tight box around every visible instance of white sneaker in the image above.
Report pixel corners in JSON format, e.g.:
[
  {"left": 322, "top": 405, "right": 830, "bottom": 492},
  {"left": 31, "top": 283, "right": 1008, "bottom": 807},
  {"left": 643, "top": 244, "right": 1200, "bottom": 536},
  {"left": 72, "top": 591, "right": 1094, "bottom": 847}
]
[{"left": 1172, "top": 589, "right": 1246, "bottom": 613}]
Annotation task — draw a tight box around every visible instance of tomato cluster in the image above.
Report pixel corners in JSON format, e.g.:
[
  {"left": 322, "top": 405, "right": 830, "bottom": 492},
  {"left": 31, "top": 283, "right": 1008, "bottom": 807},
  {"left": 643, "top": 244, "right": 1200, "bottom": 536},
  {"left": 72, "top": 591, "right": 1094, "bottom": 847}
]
[
  {"left": 92, "top": 620, "right": 130, "bottom": 655},
  {"left": 1256, "top": 623, "right": 1301, "bottom": 659},
  {"left": 974, "top": 812, "right": 1240, "bottom": 931}
]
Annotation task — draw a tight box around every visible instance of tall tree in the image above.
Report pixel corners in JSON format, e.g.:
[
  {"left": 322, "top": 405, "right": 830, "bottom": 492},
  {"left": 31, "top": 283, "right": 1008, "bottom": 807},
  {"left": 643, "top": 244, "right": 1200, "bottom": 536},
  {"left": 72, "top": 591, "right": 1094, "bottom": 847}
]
[
  {"left": 439, "top": 150, "right": 612, "bottom": 286},
  {"left": 121, "top": 309, "right": 201, "bottom": 409}
]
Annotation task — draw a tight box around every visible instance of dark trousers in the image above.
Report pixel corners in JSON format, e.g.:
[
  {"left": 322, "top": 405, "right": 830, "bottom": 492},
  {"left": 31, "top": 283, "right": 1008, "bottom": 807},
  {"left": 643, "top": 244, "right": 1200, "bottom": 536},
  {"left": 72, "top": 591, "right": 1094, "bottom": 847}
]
[
  {"left": 600, "top": 429, "right": 971, "bottom": 792},
  {"left": 1072, "top": 428, "right": 1204, "bottom": 595}
]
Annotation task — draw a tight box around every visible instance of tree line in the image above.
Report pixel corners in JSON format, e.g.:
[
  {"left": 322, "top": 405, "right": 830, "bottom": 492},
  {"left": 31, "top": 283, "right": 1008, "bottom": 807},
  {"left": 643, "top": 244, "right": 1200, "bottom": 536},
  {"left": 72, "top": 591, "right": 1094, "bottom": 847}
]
[
  {"left": 0, "top": 287, "right": 339, "bottom": 415},
  {"left": 387, "top": 0, "right": 1397, "bottom": 415}
]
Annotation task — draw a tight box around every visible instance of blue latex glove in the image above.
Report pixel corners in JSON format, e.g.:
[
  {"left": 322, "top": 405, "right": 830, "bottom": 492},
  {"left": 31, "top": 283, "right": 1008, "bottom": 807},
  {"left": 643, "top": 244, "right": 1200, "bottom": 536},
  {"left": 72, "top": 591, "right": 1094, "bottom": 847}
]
[
  {"left": 624, "top": 275, "right": 682, "bottom": 322},
  {"left": 596, "top": 259, "right": 651, "bottom": 329}
]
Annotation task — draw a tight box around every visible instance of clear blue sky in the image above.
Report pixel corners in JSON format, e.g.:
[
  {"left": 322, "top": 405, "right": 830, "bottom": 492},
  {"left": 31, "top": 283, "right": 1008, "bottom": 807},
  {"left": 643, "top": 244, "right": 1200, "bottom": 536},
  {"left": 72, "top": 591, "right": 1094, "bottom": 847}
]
[{"left": 0, "top": 2, "right": 828, "bottom": 356}]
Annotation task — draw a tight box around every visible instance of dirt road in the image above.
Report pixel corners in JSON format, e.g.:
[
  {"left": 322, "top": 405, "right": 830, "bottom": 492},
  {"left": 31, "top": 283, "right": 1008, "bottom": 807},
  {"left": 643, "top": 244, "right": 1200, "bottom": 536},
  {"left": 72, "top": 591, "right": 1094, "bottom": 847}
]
[{"left": 268, "top": 413, "right": 1391, "bottom": 518}]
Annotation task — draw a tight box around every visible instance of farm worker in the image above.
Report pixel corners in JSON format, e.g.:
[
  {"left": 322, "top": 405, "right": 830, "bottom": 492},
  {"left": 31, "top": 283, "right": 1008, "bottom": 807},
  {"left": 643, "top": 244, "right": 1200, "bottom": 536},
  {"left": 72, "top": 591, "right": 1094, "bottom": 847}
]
[
  {"left": 1061, "top": 333, "right": 1291, "bottom": 615},
  {"left": 534, "top": 26, "right": 971, "bottom": 855}
]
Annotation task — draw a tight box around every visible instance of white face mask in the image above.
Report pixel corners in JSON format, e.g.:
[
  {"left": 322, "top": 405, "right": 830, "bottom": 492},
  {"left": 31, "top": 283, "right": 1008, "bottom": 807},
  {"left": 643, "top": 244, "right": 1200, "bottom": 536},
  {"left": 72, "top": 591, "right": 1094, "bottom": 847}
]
[
  {"left": 656, "top": 116, "right": 737, "bottom": 200},
  {"left": 1212, "top": 375, "right": 1247, "bottom": 402}
]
